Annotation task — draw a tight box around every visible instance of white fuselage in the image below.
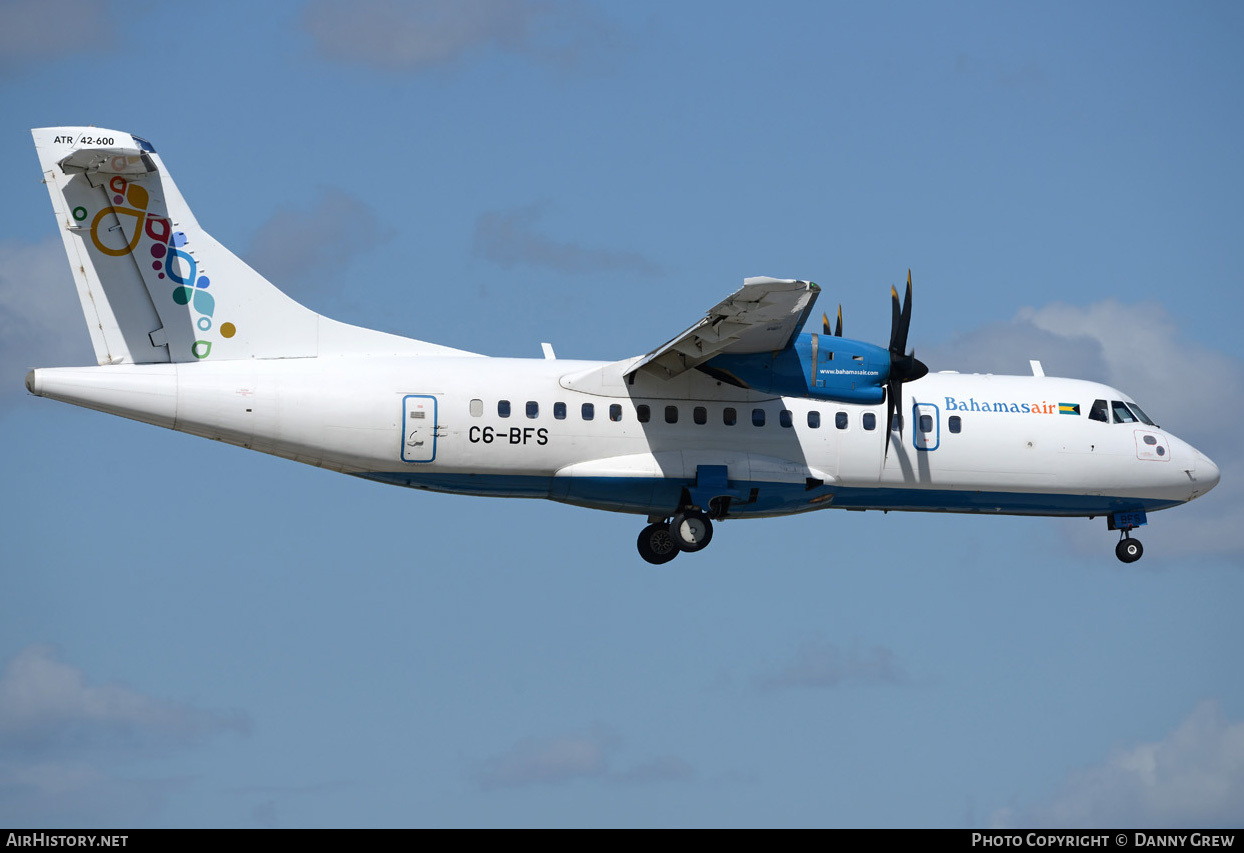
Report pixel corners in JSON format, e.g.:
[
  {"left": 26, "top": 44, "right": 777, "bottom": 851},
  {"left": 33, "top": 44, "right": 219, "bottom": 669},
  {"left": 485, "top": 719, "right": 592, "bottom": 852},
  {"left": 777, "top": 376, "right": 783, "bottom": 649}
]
[{"left": 26, "top": 355, "right": 1220, "bottom": 522}]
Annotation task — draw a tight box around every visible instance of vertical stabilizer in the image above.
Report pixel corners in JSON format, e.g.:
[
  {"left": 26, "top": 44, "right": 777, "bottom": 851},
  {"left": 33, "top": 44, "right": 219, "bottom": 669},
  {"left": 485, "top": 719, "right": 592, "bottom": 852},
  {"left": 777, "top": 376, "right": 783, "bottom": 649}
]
[
  {"left": 33, "top": 127, "right": 479, "bottom": 364},
  {"left": 33, "top": 127, "right": 320, "bottom": 363}
]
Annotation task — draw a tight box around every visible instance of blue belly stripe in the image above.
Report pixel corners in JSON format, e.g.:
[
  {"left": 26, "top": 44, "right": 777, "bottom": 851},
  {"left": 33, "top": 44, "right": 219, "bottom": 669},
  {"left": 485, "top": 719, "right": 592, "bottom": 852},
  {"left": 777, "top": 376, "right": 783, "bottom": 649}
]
[{"left": 356, "top": 471, "right": 1184, "bottom": 518}]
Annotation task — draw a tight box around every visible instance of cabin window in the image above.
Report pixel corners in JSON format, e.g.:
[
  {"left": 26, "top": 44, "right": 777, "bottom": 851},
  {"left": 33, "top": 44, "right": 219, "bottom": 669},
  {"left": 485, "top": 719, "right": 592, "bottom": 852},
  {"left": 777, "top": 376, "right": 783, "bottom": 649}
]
[
  {"left": 498, "top": 400, "right": 511, "bottom": 418},
  {"left": 1143, "top": 434, "right": 1157, "bottom": 445},
  {"left": 808, "top": 411, "right": 821, "bottom": 429},
  {"left": 470, "top": 399, "right": 483, "bottom": 417},
  {"left": 891, "top": 414, "right": 903, "bottom": 431},
  {"left": 1111, "top": 400, "right": 1138, "bottom": 424},
  {"left": 822, "top": 351, "right": 834, "bottom": 361},
  {"left": 862, "top": 412, "right": 877, "bottom": 430},
  {"left": 526, "top": 401, "right": 539, "bottom": 419},
  {"left": 919, "top": 414, "right": 933, "bottom": 433},
  {"left": 582, "top": 403, "right": 595, "bottom": 421},
  {"left": 1128, "top": 402, "right": 1156, "bottom": 426},
  {"left": 723, "top": 407, "right": 737, "bottom": 426},
  {"left": 665, "top": 406, "right": 678, "bottom": 424},
  {"left": 1089, "top": 399, "right": 1109, "bottom": 423},
  {"left": 835, "top": 412, "right": 848, "bottom": 430},
  {"left": 554, "top": 402, "right": 566, "bottom": 420},
  {"left": 693, "top": 406, "right": 707, "bottom": 425},
  {"left": 610, "top": 404, "right": 622, "bottom": 422},
  {"left": 752, "top": 408, "right": 766, "bottom": 427},
  {"left": 948, "top": 415, "right": 961, "bottom": 434},
  {"left": 636, "top": 404, "right": 651, "bottom": 423},
  {"left": 779, "top": 410, "right": 793, "bottom": 428}
]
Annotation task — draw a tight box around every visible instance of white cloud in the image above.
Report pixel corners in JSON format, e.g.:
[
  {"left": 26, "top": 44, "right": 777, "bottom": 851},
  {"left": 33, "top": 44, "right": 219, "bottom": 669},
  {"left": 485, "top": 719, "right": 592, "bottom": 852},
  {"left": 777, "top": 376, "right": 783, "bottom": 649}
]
[
  {"left": 0, "top": 237, "right": 97, "bottom": 406},
  {"left": 925, "top": 300, "right": 1244, "bottom": 561},
  {"left": 990, "top": 700, "right": 1244, "bottom": 828},
  {"left": 243, "top": 187, "right": 392, "bottom": 298},
  {"left": 475, "top": 725, "right": 693, "bottom": 790},
  {"left": 476, "top": 726, "right": 614, "bottom": 789},
  {"left": 756, "top": 638, "right": 907, "bottom": 691},
  {"left": 927, "top": 299, "right": 1242, "bottom": 450},
  {"left": 302, "top": 0, "right": 616, "bottom": 73},
  {"left": 473, "top": 203, "right": 661, "bottom": 276},
  {"left": 611, "top": 756, "right": 695, "bottom": 786},
  {"left": 1019, "top": 300, "right": 1242, "bottom": 446},
  {"left": 0, "top": 644, "right": 248, "bottom": 752},
  {"left": 0, "top": 645, "right": 246, "bottom": 824}
]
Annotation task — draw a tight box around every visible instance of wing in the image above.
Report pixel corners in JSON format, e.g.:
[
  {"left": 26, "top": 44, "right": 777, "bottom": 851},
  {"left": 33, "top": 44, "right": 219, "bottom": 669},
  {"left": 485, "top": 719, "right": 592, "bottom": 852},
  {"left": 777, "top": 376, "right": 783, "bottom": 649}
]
[{"left": 625, "top": 277, "right": 820, "bottom": 380}]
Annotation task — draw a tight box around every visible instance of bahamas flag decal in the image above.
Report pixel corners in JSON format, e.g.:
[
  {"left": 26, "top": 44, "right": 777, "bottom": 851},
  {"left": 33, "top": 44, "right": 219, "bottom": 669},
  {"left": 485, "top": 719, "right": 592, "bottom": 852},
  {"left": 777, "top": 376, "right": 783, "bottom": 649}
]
[{"left": 1058, "top": 403, "right": 1080, "bottom": 415}]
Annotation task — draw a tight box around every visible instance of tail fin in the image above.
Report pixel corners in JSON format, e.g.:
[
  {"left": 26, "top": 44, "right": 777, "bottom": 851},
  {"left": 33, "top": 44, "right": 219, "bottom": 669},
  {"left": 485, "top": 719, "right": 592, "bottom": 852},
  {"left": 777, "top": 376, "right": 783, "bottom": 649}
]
[{"left": 32, "top": 127, "right": 472, "bottom": 364}]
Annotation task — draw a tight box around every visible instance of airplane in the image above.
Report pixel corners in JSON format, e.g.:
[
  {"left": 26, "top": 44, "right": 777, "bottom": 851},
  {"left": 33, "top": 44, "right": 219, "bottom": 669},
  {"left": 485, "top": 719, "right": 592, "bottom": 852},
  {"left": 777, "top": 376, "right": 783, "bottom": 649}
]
[{"left": 23, "top": 127, "right": 1221, "bottom": 565}]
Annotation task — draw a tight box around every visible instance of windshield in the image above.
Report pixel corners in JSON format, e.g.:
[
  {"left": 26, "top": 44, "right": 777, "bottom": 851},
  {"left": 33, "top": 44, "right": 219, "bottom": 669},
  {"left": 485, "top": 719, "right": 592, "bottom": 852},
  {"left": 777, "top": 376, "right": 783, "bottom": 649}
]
[
  {"left": 1111, "top": 400, "right": 1138, "bottom": 423},
  {"left": 1127, "top": 402, "right": 1156, "bottom": 426}
]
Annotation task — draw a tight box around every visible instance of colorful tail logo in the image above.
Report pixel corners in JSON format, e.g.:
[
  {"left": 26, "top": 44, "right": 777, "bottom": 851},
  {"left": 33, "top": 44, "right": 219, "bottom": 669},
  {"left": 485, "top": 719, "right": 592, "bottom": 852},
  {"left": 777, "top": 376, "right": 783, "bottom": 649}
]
[{"left": 83, "top": 176, "right": 236, "bottom": 359}]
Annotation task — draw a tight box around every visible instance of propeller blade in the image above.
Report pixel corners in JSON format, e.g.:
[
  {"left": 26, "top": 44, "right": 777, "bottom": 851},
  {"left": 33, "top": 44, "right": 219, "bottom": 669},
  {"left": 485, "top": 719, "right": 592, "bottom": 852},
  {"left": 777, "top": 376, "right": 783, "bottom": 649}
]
[
  {"left": 890, "top": 285, "right": 901, "bottom": 351},
  {"left": 822, "top": 312, "right": 831, "bottom": 336},
  {"left": 899, "top": 270, "right": 913, "bottom": 352},
  {"left": 835, "top": 305, "right": 842, "bottom": 337},
  {"left": 890, "top": 271, "right": 913, "bottom": 356},
  {"left": 883, "top": 270, "right": 924, "bottom": 458}
]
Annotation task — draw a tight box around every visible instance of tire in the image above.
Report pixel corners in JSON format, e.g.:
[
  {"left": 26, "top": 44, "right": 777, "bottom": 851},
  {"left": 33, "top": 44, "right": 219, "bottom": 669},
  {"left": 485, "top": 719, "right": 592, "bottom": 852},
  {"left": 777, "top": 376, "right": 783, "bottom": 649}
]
[
  {"left": 670, "top": 510, "right": 713, "bottom": 552},
  {"left": 1115, "top": 538, "right": 1143, "bottom": 563},
  {"left": 638, "top": 523, "right": 679, "bottom": 565}
]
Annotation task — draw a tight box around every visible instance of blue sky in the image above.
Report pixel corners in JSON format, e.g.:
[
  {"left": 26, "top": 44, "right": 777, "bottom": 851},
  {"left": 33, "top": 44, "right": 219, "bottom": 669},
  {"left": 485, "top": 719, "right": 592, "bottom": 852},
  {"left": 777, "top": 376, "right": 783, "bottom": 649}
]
[{"left": 1, "top": 0, "right": 1242, "bottom": 828}]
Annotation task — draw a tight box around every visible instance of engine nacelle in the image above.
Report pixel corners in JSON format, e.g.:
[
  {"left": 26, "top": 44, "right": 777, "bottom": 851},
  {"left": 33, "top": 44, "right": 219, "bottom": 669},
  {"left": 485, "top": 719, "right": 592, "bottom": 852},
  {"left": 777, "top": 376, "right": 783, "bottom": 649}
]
[{"left": 700, "top": 333, "right": 890, "bottom": 404}]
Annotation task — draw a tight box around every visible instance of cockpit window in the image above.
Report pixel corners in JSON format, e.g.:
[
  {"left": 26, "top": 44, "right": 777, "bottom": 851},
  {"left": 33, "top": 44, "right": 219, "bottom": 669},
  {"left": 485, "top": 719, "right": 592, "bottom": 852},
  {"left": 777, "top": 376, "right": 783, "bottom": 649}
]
[
  {"left": 1089, "top": 399, "right": 1109, "bottom": 423},
  {"left": 1127, "top": 402, "right": 1156, "bottom": 426},
  {"left": 1111, "top": 400, "right": 1138, "bottom": 424}
]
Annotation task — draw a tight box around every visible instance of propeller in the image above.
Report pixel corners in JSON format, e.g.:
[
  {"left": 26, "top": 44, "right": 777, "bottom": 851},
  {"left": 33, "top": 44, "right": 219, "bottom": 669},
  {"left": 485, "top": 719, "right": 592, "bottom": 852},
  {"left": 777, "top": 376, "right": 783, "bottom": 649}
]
[
  {"left": 884, "top": 270, "right": 929, "bottom": 458},
  {"left": 821, "top": 305, "right": 842, "bottom": 337}
]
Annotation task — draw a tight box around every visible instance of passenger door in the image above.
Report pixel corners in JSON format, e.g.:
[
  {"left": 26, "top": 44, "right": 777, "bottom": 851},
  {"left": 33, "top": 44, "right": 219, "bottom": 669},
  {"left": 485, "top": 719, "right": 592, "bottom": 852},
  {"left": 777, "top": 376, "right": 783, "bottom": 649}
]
[{"left": 402, "top": 394, "right": 439, "bottom": 462}]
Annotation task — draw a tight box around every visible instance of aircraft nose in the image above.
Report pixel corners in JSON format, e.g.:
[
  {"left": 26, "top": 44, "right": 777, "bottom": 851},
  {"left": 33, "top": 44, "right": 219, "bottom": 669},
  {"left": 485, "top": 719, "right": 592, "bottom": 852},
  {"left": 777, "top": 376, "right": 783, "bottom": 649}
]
[{"left": 1195, "top": 450, "right": 1221, "bottom": 494}]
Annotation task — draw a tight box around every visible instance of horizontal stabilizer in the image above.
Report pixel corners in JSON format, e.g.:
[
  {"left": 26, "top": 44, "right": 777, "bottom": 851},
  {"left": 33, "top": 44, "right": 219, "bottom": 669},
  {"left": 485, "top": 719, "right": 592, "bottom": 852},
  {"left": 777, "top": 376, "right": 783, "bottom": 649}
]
[{"left": 58, "top": 146, "right": 154, "bottom": 178}]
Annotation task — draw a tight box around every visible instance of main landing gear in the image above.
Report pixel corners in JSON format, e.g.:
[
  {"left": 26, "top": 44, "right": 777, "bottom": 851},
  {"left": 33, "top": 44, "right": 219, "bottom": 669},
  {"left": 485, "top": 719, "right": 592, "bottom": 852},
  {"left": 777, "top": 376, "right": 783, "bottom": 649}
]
[{"left": 637, "top": 509, "right": 716, "bottom": 565}]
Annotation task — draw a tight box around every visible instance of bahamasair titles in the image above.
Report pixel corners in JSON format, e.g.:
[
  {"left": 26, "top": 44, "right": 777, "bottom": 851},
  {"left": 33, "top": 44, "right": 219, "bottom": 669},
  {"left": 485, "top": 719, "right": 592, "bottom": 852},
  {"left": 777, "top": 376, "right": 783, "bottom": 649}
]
[{"left": 24, "top": 128, "right": 1220, "bottom": 564}]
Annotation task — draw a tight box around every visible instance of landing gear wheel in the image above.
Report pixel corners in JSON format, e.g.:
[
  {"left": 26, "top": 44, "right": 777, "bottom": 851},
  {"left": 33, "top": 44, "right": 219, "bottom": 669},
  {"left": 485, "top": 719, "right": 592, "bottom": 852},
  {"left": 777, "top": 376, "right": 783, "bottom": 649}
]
[
  {"left": 1115, "top": 537, "right": 1144, "bottom": 563},
  {"left": 637, "top": 523, "right": 679, "bottom": 565},
  {"left": 670, "top": 510, "right": 713, "bottom": 552}
]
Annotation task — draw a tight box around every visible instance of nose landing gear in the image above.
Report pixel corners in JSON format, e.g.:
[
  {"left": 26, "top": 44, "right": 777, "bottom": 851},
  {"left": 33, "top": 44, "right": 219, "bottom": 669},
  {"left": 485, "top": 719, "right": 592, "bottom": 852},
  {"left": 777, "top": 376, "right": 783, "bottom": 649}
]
[
  {"left": 1108, "top": 511, "right": 1147, "bottom": 563},
  {"left": 1115, "top": 532, "right": 1144, "bottom": 564}
]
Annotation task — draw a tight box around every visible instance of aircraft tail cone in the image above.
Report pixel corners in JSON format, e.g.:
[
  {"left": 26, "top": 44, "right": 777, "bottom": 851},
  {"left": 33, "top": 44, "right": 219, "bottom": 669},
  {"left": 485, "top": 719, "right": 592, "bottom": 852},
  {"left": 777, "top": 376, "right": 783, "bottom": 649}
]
[{"left": 26, "top": 365, "right": 177, "bottom": 428}]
